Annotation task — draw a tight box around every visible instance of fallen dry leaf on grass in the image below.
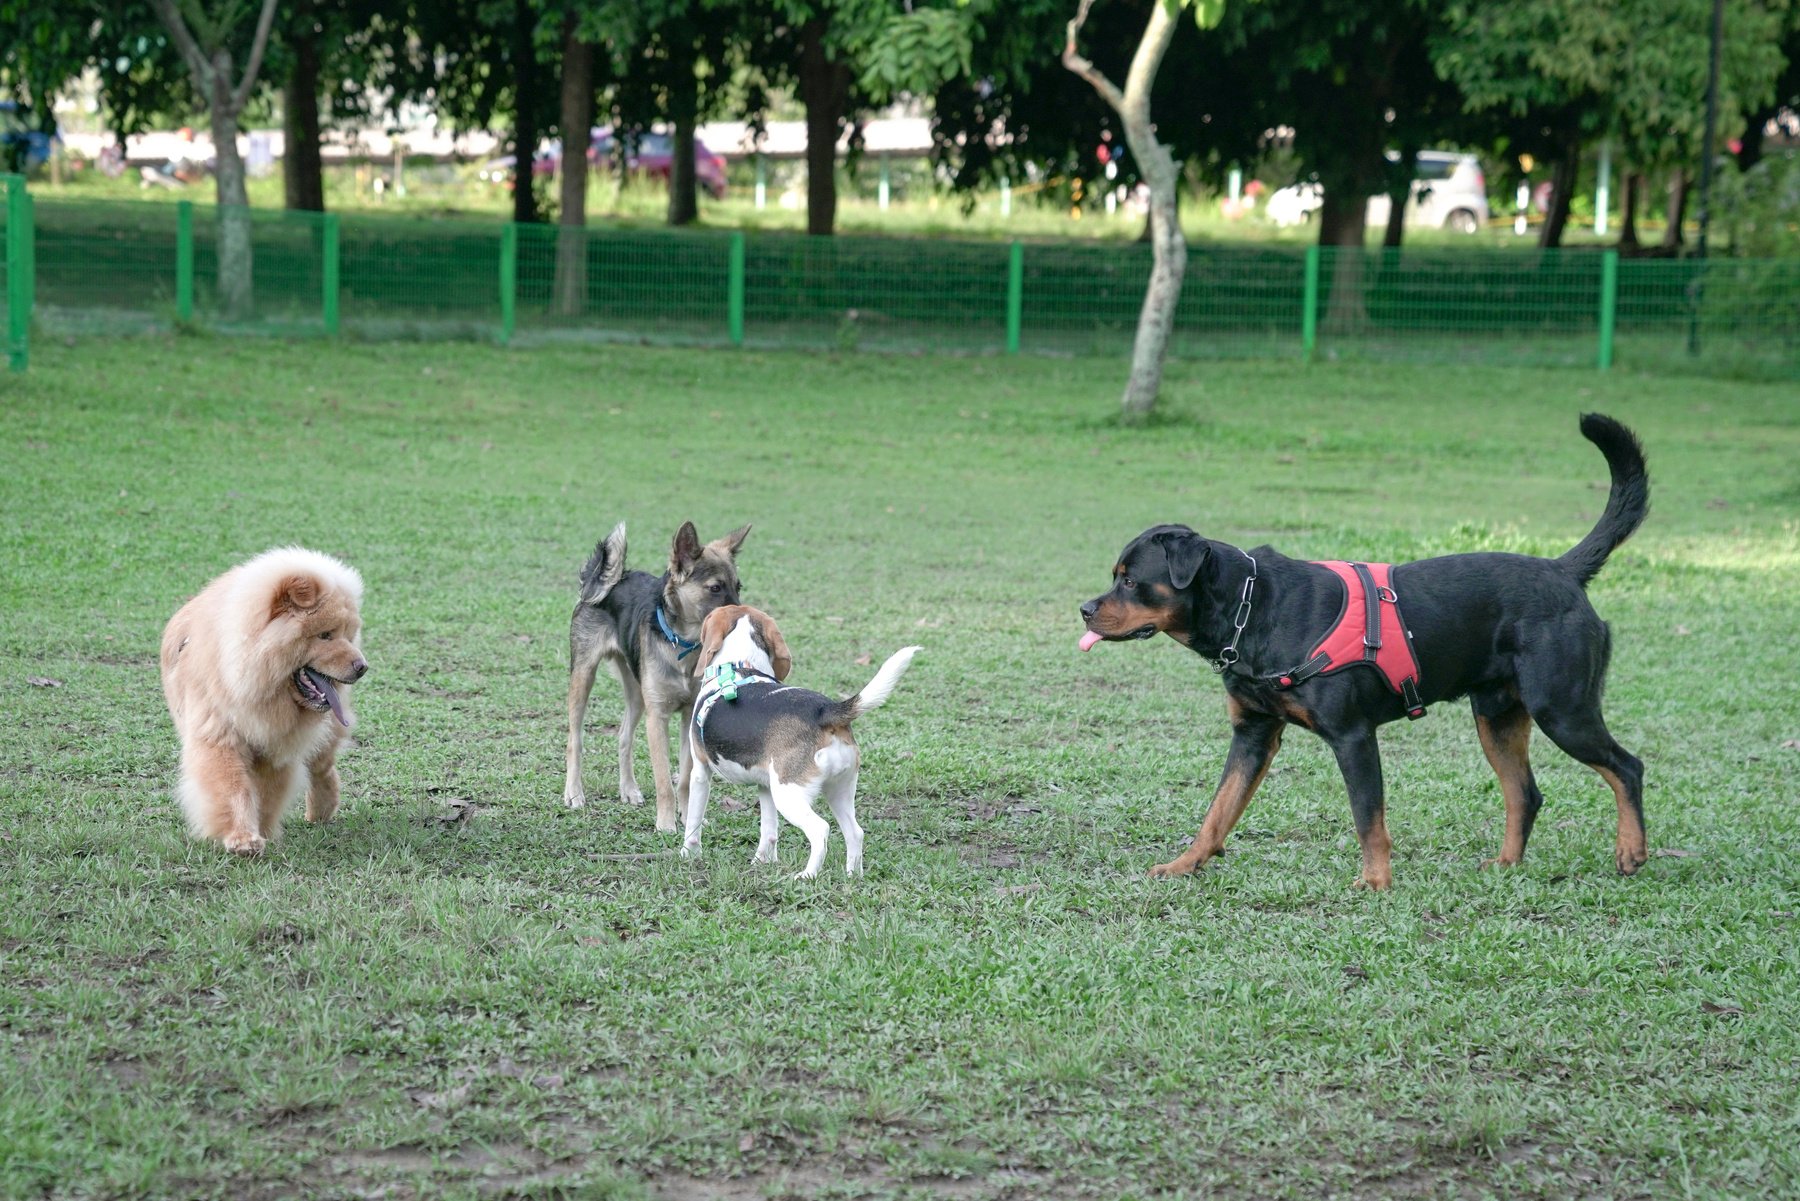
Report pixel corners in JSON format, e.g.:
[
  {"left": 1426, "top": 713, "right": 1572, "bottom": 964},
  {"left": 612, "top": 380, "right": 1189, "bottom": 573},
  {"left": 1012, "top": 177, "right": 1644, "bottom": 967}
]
[
  {"left": 408, "top": 1083, "right": 470, "bottom": 1109},
  {"left": 425, "top": 798, "right": 477, "bottom": 825}
]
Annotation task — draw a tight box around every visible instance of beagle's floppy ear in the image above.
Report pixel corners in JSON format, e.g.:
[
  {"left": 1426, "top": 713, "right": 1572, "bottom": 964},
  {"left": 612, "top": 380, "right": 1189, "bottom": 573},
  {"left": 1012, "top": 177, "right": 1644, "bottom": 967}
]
[
  {"left": 270, "top": 573, "right": 321, "bottom": 620},
  {"left": 743, "top": 607, "right": 793, "bottom": 681},
  {"left": 694, "top": 606, "right": 741, "bottom": 676},
  {"left": 1156, "top": 529, "right": 1211, "bottom": 591}
]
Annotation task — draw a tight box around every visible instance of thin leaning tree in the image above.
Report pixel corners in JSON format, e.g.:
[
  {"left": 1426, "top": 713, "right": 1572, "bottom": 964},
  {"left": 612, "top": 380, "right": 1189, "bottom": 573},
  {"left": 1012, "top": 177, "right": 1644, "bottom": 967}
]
[
  {"left": 148, "top": 0, "right": 282, "bottom": 322},
  {"left": 1063, "top": 0, "right": 1224, "bottom": 422}
]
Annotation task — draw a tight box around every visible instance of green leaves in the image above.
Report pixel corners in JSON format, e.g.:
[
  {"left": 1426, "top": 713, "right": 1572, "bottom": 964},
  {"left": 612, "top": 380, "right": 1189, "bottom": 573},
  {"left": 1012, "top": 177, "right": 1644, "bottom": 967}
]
[
  {"left": 1191, "top": 0, "right": 1229, "bottom": 30},
  {"left": 859, "top": 6, "right": 975, "bottom": 102}
]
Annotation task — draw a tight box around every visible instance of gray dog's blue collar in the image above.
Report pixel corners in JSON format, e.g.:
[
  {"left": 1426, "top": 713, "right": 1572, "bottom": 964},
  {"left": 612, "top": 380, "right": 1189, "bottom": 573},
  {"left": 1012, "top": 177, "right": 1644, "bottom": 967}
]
[{"left": 654, "top": 605, "right": 700, "bottom": 659}]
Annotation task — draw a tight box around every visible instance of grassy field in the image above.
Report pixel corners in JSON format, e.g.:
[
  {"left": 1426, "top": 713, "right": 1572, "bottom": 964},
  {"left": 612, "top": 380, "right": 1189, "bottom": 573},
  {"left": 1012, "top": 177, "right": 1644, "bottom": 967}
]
[{"left": 2, "top": 337, "right": 1798, "bottom": 1200}]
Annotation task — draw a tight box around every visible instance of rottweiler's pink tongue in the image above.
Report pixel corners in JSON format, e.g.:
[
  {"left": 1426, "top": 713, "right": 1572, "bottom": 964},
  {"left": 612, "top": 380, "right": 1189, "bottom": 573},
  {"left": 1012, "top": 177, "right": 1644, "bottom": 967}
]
[{"left": 1079, "top": 630, "right": 1103, "bottom": 652}]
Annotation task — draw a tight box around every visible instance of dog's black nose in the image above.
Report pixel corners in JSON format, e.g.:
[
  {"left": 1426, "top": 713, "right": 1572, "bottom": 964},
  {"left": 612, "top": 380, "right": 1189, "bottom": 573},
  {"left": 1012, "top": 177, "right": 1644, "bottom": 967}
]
[
  {"left": 1080, "top": 599, "right": 1099, "bottom": 621},
  {"left": 348, "top": 659, "right": 369, "bottom": 682}
]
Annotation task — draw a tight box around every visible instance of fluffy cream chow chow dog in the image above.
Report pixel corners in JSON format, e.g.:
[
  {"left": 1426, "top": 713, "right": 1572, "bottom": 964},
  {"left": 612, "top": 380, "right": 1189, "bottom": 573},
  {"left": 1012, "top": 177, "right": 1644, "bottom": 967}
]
[{"left": 160, "top": 547, "right": 368, "bottom": 854}]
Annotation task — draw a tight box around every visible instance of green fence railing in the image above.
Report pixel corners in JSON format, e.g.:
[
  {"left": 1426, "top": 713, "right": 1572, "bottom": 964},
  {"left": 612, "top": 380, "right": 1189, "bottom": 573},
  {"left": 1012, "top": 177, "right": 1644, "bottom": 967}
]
[
  {"left": 5, "top": 174, "right": 35, "bottom": 372},
  {"left": 6, "top": 185, "right": 1798, "bottom": 378}
]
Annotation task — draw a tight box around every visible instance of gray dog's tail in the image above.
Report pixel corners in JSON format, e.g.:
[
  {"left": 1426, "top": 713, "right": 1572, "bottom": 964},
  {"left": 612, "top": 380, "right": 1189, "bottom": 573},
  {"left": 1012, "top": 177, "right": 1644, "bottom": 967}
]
[
  {"left": 1557, "top": 414, "right": 1650, "bottom": 587},
  {"left": 578, "top": 522, "right": 629, "bottom": 605}
]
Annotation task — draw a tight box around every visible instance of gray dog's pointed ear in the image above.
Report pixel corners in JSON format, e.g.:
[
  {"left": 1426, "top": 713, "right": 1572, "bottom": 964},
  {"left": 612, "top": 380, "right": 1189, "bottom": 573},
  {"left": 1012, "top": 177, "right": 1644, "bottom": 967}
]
[
  {"left": 1158, "top": 530, "right": 1210, "bottom": 591},
  {"left": 670, "top": 521, "right": 701, "bottom": 574},
  {"left": 713, "top": 524, "right": 752, "bottom": 559}
]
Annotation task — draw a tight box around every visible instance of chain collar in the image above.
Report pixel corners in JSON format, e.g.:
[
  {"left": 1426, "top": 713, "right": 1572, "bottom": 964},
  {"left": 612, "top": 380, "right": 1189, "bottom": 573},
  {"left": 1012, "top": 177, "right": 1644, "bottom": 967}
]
[{"left": 1209, "top": 552, "right": 1259, "bottom": 674}]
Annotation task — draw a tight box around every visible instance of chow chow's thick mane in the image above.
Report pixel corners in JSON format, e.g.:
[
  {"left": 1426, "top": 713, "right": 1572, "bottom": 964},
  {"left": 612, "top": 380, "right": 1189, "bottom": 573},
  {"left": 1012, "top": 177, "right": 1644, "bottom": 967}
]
[{"left": 215, "top": 547, "right": 364, "bottom": 698}]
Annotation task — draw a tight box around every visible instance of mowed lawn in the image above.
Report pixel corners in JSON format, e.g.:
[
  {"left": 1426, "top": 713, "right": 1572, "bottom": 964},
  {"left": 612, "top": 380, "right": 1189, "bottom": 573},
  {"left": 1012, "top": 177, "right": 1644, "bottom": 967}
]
[{"left": 2, "top": 336, "right": 1798, "bottom": 1201}]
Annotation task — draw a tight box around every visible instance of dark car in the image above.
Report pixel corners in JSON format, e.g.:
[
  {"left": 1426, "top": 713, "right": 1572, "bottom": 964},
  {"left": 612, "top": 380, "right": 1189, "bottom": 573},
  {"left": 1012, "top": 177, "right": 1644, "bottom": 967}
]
[{"left": 0, "top": 101, "right": 59, "bottom": 174}]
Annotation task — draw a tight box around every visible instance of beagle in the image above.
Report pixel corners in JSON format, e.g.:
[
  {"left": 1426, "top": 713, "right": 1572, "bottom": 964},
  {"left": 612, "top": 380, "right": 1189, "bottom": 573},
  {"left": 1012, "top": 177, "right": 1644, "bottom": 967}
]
[{"left": 681, "top": 604, "right": 920, "bottom": 879}]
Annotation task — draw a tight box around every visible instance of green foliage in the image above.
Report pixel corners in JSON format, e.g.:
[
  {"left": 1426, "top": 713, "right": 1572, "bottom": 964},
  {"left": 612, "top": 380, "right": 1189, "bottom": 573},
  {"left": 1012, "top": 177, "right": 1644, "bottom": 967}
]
[
  {"left": 859, "top": 6, "right": 973, "bottom": 102},
  {"left": 1716, "top": 150, "right": 1800, "bottom": 259},
  {"left": 1434, "top": 0, "right": 1799, "bottom": 170},
  {"left": 1191, "top": 0, "right": 1229, "bottom": 30}
]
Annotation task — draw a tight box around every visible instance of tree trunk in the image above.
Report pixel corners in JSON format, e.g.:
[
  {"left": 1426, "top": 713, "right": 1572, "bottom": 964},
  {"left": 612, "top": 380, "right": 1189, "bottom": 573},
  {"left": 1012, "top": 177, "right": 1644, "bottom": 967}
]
[
  {"left": 1318, "top": 185, "right": 1369, "bottom": 333},
  {"left": 1381, "top": 182, "right": 1408, "bottom": 248},
  {"left": 666, "top": 40, "right": 699, "bottom": 227},
  {"left": 553, "top": 20, "right": 593, "bottom": 317},
  {"left": 1124, "top": 158, "right": 1186, "bottom": 420},
  {"left": 1537, "top": 134, "right": 1580, "bottom": 249},
  {"left": 511, "top": 0, "right": 541, "bottom": 225},
  {"left": 1064, "top": 0, "right": 1185, "bottom": 422},
  {"left": 1662, "top": 172, "right": 1688, "bottom": 249},
  {"left": 1620, "top": 172, "right": 1641, "bottom": 250},
  {"left": 147, "top": 0, "right": 276, "bottom": 322},
  {"left": 798, "top": 18, "right": 849, "bottom": 237},
  {"left": 1736, "top": 108, "right": 1771, "bottom": 171},
  {"left": 210, "top": 60, "right": 254, "bottom": 321},
  {"left": 282, "top": 7, "right": 325, "bottom": 212}
]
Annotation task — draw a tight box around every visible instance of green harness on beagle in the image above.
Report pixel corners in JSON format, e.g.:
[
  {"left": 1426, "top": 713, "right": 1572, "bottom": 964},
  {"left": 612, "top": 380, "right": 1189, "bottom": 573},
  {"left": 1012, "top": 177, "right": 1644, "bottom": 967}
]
[{"left": 693, "top": 660, "right": 781, "bottom": 743}]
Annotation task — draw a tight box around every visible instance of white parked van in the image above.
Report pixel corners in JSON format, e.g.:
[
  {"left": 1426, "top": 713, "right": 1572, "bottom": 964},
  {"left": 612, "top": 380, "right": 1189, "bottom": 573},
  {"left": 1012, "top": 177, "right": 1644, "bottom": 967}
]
[{"left": 1265, "top": 151, "right": 1491, "bottom": 233}]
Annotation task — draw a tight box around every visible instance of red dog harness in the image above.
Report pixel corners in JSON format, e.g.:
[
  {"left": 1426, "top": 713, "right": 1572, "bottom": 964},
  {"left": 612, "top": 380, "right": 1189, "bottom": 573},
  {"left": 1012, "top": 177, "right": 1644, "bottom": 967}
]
[{"left": 1276, "top": 561, "right": 1427, "bottom": 719}]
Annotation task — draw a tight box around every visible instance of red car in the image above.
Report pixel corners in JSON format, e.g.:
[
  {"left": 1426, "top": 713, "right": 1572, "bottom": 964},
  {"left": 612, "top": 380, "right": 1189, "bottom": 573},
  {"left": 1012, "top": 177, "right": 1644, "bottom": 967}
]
[{"left": 590, "top": 130, "right": 729, "bottom": 200}]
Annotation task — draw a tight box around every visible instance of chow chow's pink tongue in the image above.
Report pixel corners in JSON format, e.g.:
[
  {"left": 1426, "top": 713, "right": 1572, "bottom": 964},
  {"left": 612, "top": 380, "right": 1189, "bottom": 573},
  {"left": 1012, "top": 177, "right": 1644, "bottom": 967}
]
[
  {"left": 308, "top": 668, "right": 351, "bottom": 727},
  {"left": 1079, "top": 630, "right": 1104, "bottom": 652}
]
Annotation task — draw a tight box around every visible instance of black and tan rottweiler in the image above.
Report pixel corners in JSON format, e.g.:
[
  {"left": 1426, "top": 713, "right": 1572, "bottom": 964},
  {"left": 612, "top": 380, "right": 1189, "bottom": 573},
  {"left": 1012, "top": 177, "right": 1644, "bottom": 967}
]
[{"left": 1079, "top": 413, "right": 1650, "bottom": 890}]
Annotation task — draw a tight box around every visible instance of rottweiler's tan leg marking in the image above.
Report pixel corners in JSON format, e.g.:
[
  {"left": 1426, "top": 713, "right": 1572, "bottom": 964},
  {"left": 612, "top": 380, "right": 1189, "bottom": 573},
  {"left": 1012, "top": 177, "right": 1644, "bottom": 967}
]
[
  {"left": 1475, "top": 707, "right": 1540, "bottom": 868},
  {"left": 1150, "top": 707, "right": 1284, "bottom": 878},
  {"left": 1599, "top": 766, "right": 1648, "bottom": 876},
  {"left": 1353, "top": 811, "right": 1393, "bottom": 892}
]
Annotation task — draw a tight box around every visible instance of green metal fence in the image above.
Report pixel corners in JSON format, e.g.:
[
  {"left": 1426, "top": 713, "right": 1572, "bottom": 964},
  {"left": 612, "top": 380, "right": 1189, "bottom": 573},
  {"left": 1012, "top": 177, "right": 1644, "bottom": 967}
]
[
  {"left": 5, "top": 175, "right": 35, "bottom": 372},
  {"left": 6, "top": 182, "right": 1798, "bottom": 378}
]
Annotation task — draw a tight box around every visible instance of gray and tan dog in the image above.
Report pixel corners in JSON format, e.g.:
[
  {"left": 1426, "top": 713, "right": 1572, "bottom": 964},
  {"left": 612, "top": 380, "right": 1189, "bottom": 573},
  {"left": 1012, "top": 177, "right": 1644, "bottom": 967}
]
[{"left": 564, "top": 520, "right": 751, "bottom": 831}]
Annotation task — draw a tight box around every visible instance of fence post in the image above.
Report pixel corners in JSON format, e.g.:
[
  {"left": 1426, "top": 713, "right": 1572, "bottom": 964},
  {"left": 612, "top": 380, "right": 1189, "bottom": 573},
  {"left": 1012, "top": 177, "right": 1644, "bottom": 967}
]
[
  {"left": 1301, "top": 245, "right": 1320, "bottom": 360},
  {"left": 499, "top": 223, "right": 517, "bottom": 345},
  {"left": 1597, "top": 249, "right": 1618, "bottom": 371},
  {"left": 322, "top": 213, "right": 340, "bottom": 336},
  {"left": 1005, "top": 240, "right": 1024, "bottom": 354},
  {"left": 176, "top": 200, "right": 194, "bottom": 323},
  {"left": 6, "top": 174, "right": 31, "bottom": 372},
  {"left": 728, "top": 231, "right": 745, "bottom": 346}
]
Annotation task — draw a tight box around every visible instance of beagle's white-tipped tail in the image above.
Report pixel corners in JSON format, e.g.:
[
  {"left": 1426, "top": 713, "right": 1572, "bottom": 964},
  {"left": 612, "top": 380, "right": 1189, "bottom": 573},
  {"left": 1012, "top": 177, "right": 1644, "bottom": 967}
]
[{"left": 840, "top": 645, "right": 921, "bottom": 720}]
